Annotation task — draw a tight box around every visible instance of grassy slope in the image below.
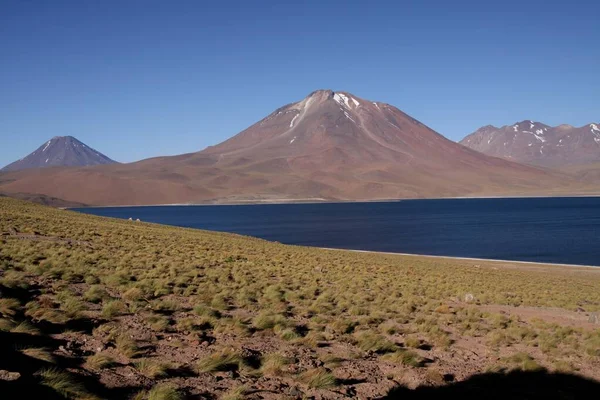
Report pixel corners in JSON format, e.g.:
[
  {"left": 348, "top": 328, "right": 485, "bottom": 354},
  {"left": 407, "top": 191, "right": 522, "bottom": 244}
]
[{"left": 1, "top": 197, "right": 599, "bottom": 399}]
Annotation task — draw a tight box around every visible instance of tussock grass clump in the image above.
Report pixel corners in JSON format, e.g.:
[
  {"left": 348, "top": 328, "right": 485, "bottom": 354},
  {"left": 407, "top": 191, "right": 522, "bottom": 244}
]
[
  {"left": 221, "top": 385, "right": 248, "bottom": 400},
  {"left": 152, "top": 298, "right": 180, "bottom": 313},
  {"left": 84, "top": 285, "right": 108, "bottom": 303},
  {"left": 319, "top": 354, "right": 346, "bottom": 368},
  {"left": 583, "top": 331, "right": 600, "bottom": 357},
  {"left": 21, "top": 347, "right": 55, "bottom": 363},
  {"left": 354, "top": 331, "right": 398, "bottom": 353},
  {"left": 553, "top": 360, "right": 576, "bottom": 373},
  {"left": 502, "top": 353, "right": 545, "bottom": 372},
  {"left": 135, "top": 358, "right": 170, "bottom": 378},
  {"left": 176, "top": 317, "right": 212, "bottom": 332},
  {"left": 146, "top": 383, "right": 183, "bottom": 400},
  {"left": 327, "top": 319, "right": 358, "bottom": 335},
  {"left": 11, "top": 321, "right": 40, "bottom": 335},
  {"left": 39, "top": 368, "right": 91, "bottom": 399},
  {"left": 85, "top": 353, "right": 116, "bottom": 370},
  {"left": 60, "top": 297, "right": 87, "bottom": 318},
  {"left": 197, "top": 348, "right": 249, "bottom": 373},
  {"left": 0, "top": 298, "right": 21, "bottom": 317},
  {"left": 298, "top": 367, "right": 338, "bottom": 389},
  {"left": 382, "top": 349, "right": 424, "bottom": 367},
  {"left": 122, "top": 287, "right": 145, "bottom": 302},
  {"left": 116, "top": 334, "right": 142, "bottom": 358},
  {"left": 0, "top": 317, "right": 15, "bottom": 331},
  {"left": 0, "top": 270, "right": 30, "bottom": 289},
  {"left": 210, "top": 294, "right": 231, "bottom": 311},
  {"left": 193, "top": 304, "right": 221, "bottom": 319},
  {"left": 102, "top": 300, "right": 127, "bottom": 318},
  {"left": 378, "top": 321, "right": 402, "bottom": 335},
  {"left": 404, "top": 335, "right": 421, "bottom": 348},
  {"left": 252, "top": 312, "right": 289, "bottom": 331},
  {"left": 261, "top": 353, "right": 294, "bottom": 376},
  {"left": 146, "top": 314, "right": 171, "bottom": 332}
]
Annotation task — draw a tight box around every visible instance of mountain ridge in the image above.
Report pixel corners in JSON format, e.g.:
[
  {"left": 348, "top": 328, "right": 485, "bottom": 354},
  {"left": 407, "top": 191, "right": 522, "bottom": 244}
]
[
  {"left": 0, "top": 90, "right": 592, "bottom": 205},
  {"left": 460, "top": 121, "right": 600, "bottom": 167}
]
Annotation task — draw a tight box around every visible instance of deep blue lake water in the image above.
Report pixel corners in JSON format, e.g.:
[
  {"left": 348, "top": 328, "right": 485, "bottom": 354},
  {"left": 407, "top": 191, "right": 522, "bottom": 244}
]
[{"left": 73, "top": 197, "right": 600, "bottom": 267}]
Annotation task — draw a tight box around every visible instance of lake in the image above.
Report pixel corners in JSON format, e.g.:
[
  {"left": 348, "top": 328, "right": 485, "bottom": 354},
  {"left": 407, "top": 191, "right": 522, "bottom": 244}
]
[{"left": 73, "top": 197, "right": 600, "bottom": 267}]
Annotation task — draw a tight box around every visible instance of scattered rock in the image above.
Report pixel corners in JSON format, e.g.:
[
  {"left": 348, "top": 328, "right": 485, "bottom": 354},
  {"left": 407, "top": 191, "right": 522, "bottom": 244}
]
[
  {"left": 289, "top": 387, "right": 303, "bottom": 398},
  {"left": 589, "top": 312, "right": 599, "bottom": 325},
  {"left": 464, "top": 293, "right": 475, "bottom": 303},
  {"left": 0, "top": 370, "right": 21, "bottom": 381}
]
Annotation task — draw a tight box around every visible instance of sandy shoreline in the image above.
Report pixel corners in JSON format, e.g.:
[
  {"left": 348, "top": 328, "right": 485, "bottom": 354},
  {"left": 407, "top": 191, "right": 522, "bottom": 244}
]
[
  {"left": 69, "top": 193, "right": 600, "bottom": 209},
  {"left": 318, "top": 247, "right": 600, "bottom": 270}
]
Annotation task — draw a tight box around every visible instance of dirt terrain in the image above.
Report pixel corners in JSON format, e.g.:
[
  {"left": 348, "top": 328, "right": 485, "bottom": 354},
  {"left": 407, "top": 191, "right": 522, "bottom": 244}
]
[{"left": 1, "top": 197, "right": 599, "bottom": 399}]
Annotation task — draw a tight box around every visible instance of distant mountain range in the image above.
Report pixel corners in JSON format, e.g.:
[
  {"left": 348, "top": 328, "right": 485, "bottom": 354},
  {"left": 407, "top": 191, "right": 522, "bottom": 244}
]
[
  {"left": 2, "top": 136, "right": 116, "bottom": 172},
  {"left": 460, "top": 121, "right": 600, "bottom": 167},
  {"left": 0, "top": 90, "right": 595, "bottom": 206}
]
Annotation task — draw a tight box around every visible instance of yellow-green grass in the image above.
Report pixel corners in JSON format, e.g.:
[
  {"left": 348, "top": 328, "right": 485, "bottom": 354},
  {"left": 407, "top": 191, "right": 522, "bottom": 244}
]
[{"left": 2, "top": 196, "right": 600, "bottom": 397}]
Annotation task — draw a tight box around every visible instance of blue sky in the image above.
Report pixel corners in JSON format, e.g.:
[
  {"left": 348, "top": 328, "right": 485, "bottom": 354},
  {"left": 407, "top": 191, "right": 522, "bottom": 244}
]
[{"left": 1, "top": 0, "right": 599, "bottom": 166}]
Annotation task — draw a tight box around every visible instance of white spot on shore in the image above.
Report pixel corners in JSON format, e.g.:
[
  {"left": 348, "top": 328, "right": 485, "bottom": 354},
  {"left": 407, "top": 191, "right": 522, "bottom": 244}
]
[{"left": 290, "top": 113, "right": 299, "bottom": 128}]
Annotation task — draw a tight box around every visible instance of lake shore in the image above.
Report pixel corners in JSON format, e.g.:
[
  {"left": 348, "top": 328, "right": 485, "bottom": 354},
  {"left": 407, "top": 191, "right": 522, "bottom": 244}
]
[{"left": 68, "top": 193, "right": 600, "bottom": 209}]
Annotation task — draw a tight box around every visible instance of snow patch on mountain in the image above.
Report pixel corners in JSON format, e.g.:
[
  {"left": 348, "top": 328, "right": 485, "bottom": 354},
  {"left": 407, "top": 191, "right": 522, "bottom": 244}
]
[
  {"left": 334, "top": 93, "right": 351, "bottom": 108},
  {"left": 290, "top": 114, "right": 299, "bottom": 128}
]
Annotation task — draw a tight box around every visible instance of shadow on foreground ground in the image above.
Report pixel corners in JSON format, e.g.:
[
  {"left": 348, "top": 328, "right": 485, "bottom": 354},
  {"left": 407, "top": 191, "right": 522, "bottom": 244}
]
[
  {"left": 0, "top": 282, "right": 141, "bottom": 399},
  {"left": 384, "top": 369, "right": 600, "bottom": 400}
]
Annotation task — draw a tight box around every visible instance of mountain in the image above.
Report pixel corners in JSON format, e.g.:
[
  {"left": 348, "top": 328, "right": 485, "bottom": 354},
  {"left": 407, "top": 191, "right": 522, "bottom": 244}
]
[
  {"left": 2, "top": 136, "right": 116, "bottom": 172},
  {"left": 0, "top": 90, "right": 589, "bottom": 206},
  {"left": 460, "top": 121, "right": 600, "bottom": 167}
]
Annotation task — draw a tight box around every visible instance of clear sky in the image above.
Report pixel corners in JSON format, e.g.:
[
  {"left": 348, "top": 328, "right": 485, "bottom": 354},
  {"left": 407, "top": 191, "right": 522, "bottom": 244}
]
[{"left": 1, "top": 0, "right": 599, "bottom": 166}]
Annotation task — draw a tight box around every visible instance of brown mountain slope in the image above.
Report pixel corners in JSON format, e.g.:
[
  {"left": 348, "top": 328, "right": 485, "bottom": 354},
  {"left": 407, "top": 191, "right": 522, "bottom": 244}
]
[
  {"left": 460, "top": 121, "right": 600, "bottom": 167},
  {"left": 0, "top": 90, "right": 590, "bottom": 205}
]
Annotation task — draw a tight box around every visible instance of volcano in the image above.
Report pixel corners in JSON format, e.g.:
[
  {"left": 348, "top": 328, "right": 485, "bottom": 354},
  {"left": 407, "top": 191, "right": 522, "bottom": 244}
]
[{"left": 2, "top": 136, "right": 116, "bottom": 172}]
